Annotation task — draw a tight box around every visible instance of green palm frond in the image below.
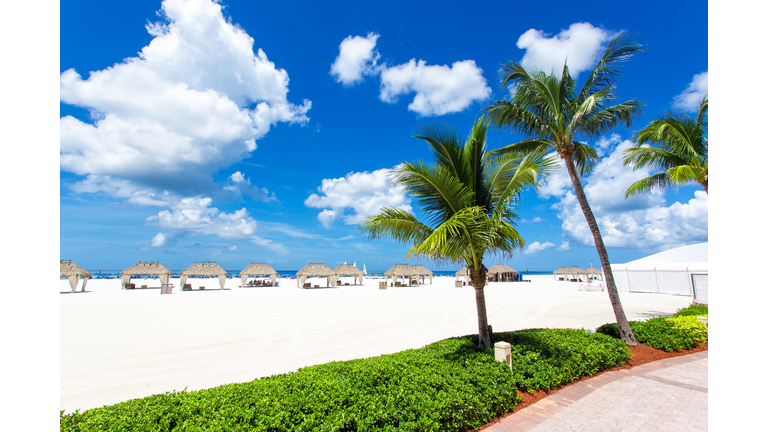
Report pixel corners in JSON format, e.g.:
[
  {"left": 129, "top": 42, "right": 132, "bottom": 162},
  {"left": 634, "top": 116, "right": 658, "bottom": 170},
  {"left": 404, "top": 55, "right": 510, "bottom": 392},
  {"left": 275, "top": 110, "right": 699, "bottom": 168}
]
[
  {"left": 571, "top": 141, "right": 599, "bottom": 177},
  {"left": 624, "top": 173, "right": 672, "bottom": 197},
  {"left": 392, "top": 162, "right": 473, "bottom": 227},
  {"left": 577, "top": 31, "right": 643, "bottom": 102},
  {"left": 359, "top": 207, "right": 433, "bottom": 243}
]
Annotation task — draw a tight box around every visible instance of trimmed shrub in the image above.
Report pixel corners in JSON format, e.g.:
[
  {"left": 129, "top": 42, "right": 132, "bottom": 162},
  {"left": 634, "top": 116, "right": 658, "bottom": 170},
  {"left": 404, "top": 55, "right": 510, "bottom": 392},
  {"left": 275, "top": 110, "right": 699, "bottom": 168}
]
[
  {"left": 60, "top": 337, "right": 518, "bottom": 432},
  {"left": 596, "top": 317, "right": 707, "bottom": 352},
  {"left": 490, "top": 328, "right": 630, "bottom": 392},
  {"left": 672, "top": 304, "right": 708, "bottom": 318}
]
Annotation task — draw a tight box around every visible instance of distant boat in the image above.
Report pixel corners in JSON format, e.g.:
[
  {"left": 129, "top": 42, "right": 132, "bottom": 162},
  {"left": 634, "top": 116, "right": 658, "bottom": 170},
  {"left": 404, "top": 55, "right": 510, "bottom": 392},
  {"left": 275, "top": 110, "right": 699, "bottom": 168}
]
[{"left": 363, "top": 263, "right": 367, "bottom": 275}]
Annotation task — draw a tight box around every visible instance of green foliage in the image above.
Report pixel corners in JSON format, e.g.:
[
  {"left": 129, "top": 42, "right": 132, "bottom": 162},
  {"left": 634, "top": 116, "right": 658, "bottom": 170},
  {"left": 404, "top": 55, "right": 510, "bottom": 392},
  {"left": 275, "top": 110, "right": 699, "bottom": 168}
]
[
  {"left": 60, "top": 329, "right": 634, "bottom": 431},
  {"left": 60, "top": 338, "right": 518, "bottom": 432},
  {"left": 490, "top": 329, "right": 630, "bottom": 392},
  {"left": 672, "top": 304, "right": 708, "bottom": 317},
  {"left": 596, "top": 316, "right": 708, "bottom": 352}
]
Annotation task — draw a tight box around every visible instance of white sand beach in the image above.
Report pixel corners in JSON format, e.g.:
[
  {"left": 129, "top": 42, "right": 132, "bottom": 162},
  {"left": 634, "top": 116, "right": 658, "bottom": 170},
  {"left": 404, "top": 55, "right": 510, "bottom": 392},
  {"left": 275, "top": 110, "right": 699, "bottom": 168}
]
[{"left": 60, "top": 275, "right": 693, "bottom": 413}]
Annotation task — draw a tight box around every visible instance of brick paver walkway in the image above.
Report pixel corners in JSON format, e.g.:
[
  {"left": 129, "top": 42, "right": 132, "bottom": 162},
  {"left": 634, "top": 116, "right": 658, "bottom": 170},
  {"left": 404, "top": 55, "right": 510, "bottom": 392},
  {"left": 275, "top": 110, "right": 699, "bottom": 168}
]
[{"left": 483, "top": 351, "right": 708, "bottom": 432}]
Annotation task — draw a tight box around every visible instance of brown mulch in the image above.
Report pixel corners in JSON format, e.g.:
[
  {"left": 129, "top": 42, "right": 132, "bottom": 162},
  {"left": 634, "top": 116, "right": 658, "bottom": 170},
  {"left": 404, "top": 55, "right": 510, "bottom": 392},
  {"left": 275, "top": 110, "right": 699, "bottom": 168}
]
[{"left": 472, "top": 341, "right": 708, "bottom": 431}]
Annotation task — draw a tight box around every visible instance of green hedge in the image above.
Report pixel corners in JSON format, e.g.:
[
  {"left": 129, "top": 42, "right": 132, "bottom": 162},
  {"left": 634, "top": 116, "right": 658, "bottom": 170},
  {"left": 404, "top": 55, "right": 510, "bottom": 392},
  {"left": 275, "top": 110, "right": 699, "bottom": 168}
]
[
  {"left": 61, "top": 337, "right": 517, "bottom": 432},
  {"left": 61, "top": 330, "right": 631, "bottom": 431},
  {"left": 596, "top": 316, "right": 707, "bottom": 352},
  {"left": 672, "top": 304, "right": 708, "bottom": 317},
  {"left": 490, "top": 329, "right": 630, "bottom": 392}
]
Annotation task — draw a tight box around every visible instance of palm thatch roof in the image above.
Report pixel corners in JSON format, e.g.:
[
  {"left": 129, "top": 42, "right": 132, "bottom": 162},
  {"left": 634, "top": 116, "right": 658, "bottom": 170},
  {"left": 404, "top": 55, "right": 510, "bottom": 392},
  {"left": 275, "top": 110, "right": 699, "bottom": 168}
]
[
  {"left": 410, "top": 265, "right": 433, "bottom": 275},
  {"left": 488, "top": 263, "right": 517, "bottom": 274},
  {"left": 585, "top": 266, "right": 602, "bottom": 274},
  {"left": 553, "top": 266, "right": 570, "bottom": 274},
  {"left": 240, "top": 263, "right": 278, "bottom": 277},
  {"left": 121, "top": 261, "right": 172, "bottom": 276},
  {"left": 333, "top": 264, "right": 365, "bottom": 276},
  {"left": 456, "top": 267, "right": 468, "bottom": 277},
  {"left": 60, "top": 260, "right": 92, "bottom": 278},
  {"left": 296, "top": 263, "right": 335, "bottom": 277},
  {"left": 179, "top": 261, "right": 228, "bottom": 277},
  {"left": 569, "top": 266, "right": 587, "bottom": 274},
  {"left": 384, "top": 263, "right": 415, "bottom": 277}
]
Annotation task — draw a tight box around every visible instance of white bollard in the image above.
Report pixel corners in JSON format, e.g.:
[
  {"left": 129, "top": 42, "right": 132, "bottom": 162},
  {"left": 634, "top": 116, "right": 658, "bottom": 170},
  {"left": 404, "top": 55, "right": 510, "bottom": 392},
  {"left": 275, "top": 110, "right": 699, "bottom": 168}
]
[
  {"left": 697, "top": 316, "right": 708, "bottom": 328},
  {"left": 494, "top": 341, "right": 512, "bottom": 372}
]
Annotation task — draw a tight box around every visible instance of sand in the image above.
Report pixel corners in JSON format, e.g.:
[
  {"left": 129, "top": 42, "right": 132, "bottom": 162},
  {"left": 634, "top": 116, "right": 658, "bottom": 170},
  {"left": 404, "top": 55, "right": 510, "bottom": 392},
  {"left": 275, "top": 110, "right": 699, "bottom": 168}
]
[{"left": 60, "top": 275, "right": 693, "bottom": 413}]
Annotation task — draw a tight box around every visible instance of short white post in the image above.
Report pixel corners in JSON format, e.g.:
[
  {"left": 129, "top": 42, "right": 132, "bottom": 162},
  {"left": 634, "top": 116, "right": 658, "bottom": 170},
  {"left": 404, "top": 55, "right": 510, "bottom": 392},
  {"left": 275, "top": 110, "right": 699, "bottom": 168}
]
[
  {"left": 494, "top": 341, "right": 512, "bottom": 372},
  {"left": 697, "top": 316, "right": 708, "bottom": 328}
]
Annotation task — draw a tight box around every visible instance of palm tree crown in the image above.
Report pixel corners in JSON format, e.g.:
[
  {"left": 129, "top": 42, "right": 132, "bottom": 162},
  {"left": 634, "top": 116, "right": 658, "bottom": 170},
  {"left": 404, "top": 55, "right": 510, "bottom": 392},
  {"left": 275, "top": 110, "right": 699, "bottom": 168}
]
[
  {"left": 360, "top": 117, "right": 556, "bottom": 347},
  {"left": 623, "top": 98, "right": 708, "bottom": 197}
]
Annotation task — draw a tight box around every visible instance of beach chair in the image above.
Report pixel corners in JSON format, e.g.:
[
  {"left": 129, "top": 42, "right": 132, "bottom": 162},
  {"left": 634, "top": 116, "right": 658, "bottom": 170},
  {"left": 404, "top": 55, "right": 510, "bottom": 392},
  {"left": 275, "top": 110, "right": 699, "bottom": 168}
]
[
  {"left": 183, "top": 284, "right": 192, "bottom": 291},
  {"left": 303, "top": 282, "right": 311, "bottom": 288}
]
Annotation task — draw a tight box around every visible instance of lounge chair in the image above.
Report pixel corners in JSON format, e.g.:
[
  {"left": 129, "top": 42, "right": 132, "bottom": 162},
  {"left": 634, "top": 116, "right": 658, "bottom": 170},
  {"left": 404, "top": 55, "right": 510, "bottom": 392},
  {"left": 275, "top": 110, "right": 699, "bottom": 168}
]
[{"left": 578, "top": 282, "right": 604, "bottom": 292}]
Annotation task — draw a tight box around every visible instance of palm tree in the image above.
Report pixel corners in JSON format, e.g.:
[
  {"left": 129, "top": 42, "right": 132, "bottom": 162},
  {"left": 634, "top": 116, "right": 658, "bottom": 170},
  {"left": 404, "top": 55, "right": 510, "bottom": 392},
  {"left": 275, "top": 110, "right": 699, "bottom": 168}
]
[
  {"left": 360, "top": 117, "right": 556, "bottom": 348},
  {"left": 623, "top": 98, "right": 708, "bottom": 196},
  {"left": 483, "top": 32, "right": 643, "bottom": 345}
]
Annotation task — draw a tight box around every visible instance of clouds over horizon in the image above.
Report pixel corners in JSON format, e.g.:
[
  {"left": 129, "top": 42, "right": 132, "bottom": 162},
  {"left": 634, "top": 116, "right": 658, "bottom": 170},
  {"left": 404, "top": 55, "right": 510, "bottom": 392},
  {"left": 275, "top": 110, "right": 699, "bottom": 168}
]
[
  {"left": 330, "top": 34, "right": 490, "bottom": 116},
  {"left": 539, "top": 136, "right": 708, "bottom": 251},
  {"left": 305, "top": 168, "right": 412, "bottom": 228},
  {"left": 60, "top": 0, "right": 310, "bottom": 203}
]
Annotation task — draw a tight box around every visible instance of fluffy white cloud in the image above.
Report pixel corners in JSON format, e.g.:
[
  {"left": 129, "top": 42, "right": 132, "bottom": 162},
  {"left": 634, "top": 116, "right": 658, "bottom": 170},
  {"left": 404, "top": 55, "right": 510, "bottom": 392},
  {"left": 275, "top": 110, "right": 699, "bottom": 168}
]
[
  {"left": 523, "top": 241, "right": 556, "bottom": 254},
  {"left": 673, "top": 71, "right": 708, "bottom": 112},
  {"left": 330, "top": 33, "right": 380, "bottom": 86},
  {"left": 379, "top": 59, "right": 491, "bottom": 116},
  {"left": 146, "top": 196, "right": 258, "bottom": 240},
  {"left": 223, "top": 171, "right": 276, "bottom": 202},
  {"left": 517, "top": 22, "right": 612, "bottom": 79},
  {"left": 539, "top": 139, "right": 708, "bottom": 251},
  {"left": 331, "top": 34, "right": 490, "bottom": 116},
  {"left": 557, "top": 241, "right": 571, "bottom": 251},
  {"left": 60, "top": 0, "right": 310, "bottom": 200},
  {"left": 305, "top": 168, "right": 411, "bottom": 227}
]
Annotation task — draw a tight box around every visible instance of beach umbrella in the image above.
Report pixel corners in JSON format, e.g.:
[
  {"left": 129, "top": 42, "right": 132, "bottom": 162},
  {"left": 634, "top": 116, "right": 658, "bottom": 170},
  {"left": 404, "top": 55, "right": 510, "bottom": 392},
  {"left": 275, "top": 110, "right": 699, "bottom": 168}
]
[
  {"left": 296, "top": 263, "right": 336, "bottom": 288},
  {"left": 239, "top": 263, "right": 278, "bottom": 287},
  {"left": 487, "top": 263, "right": 518, "bottom": 282},
  {"left": 333, "top": 264, "right": 365, "bottom": 285},
  {"left": 120, "top": 261, "right": 172, "bottom": 289},
  {"left": 60, "top": 260, "right": 92, "bottom": 293},
  {"left": 179, "top": 261, "right": 228, "bottom": 289}
]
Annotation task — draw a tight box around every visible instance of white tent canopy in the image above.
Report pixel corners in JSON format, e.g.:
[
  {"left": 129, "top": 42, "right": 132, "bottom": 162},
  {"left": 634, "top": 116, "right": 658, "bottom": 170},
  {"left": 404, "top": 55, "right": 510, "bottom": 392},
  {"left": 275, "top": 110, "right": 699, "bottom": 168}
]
[{"left": 610, "top": 243, "right": 708, "bottom": 303}]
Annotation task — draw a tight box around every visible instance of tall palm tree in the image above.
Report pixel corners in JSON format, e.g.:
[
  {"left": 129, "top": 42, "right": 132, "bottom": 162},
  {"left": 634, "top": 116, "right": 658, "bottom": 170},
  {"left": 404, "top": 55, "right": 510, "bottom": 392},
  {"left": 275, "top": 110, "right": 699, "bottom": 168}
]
[
  {"left": 483, "top": 32, "right": 643, "bottom": 345},
  {"left": 623, "top": 98, "right": 708, "bottom": 197},
  {"left": 360, "top": 117, "right": 556, "bottom": 348}
]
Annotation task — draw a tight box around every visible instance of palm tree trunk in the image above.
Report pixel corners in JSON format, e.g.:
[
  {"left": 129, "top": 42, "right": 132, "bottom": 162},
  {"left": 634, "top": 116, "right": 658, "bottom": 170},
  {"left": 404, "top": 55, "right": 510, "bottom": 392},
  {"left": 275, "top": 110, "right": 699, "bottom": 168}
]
[
  {"left": 563, "top": 154, "right": 638, "bottom": 346},
  {"left": 469, "top": 264, "right": 492, "bottom": 348}
]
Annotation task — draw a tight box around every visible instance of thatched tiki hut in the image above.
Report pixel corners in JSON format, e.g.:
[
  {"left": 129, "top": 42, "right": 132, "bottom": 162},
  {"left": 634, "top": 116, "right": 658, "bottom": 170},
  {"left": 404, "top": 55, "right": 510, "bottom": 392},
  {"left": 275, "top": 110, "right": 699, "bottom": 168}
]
[
  {"left": 456, "top": 267, "right": 469, "bottom": 284},
  {"left": 60, "top": 260, "right": 92, "bottom": 293},
  {"left": 585, "top": 266, "right": 603, "bottom": 281},
  {"left": 384, "top": 264, "right": 415, "bottom": 286},
  {"left": 487, "top": 264, "right": 519, "bottom": 282},
  {"left": 553, "top": 266, "right": 569, "bottom": 281},
  {"left": 180, "top": 261, "right": 229, "bottom": 289},
  {"left": 333, "top": 264, "right": 365, "bottom": 285},
  {"left": 296, "top": 263, "right": 336, "bottom": 288},
  {"left": 240, "top": 263, "right": 278, "bottom": 287},
  {"left": 568, "top": 266, "right": 586, "bottom": 282},
  {"left": 120, "top": 261, "right": 172, "bottom": 289},
  {"left": 410, "top": 265, "right": 433, "bottom": 284}
]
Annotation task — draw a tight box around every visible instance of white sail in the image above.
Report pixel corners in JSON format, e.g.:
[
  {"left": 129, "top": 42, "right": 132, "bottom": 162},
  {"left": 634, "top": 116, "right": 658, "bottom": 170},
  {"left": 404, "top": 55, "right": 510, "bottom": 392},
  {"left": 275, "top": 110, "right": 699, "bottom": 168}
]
[{"left": 363, "top": 263, "right": 367, "bottom": 275}]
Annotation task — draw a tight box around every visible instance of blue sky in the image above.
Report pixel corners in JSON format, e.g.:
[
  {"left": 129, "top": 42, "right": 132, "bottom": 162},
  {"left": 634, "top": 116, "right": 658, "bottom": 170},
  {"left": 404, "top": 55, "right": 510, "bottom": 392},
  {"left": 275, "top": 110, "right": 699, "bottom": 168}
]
[{"left": 58, "top": 0, "right": 709, "bottom": 272}]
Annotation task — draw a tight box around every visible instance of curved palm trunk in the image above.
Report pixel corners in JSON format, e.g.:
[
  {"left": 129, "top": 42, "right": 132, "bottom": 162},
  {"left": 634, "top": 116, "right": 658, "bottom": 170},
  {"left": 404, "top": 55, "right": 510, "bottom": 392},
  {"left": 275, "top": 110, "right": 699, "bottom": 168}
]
[
  {"left": 469, "top": 264, "right": 492, "bottom": 348},
  {"left": 563, "top": 154, "right": 638, "bottom": 346}
]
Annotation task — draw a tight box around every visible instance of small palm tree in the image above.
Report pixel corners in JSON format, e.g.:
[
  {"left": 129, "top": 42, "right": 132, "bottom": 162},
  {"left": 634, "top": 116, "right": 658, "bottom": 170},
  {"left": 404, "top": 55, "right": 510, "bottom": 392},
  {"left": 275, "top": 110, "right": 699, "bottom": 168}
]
[
  {"left": 360, "top": 117, "right": 556, "bottom": 348},
  {"left": 484, "top": 32, "right": 643, "bottom": 345},
  {"left": 623, "top": 98, "right": 708, "bottom": 196}
]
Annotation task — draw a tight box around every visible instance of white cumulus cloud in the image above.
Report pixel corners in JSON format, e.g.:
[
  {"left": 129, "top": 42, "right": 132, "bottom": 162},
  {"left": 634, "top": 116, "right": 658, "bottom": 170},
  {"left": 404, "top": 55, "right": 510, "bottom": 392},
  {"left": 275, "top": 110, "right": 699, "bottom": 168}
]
[
  {"left": 523, "top": 241, "right": 556, "bottom": 254},
  {"left": 539, "top": 139, "right": 708, "bottom": 251},
  {"left": 60, "top": 0, "right": 310, "bottom": 200},
  {"left": 305, "top": 168, "right": 412, "bottom": 228},
  {"left": 146, "top": 196, "right": 258, "bottom": 240},
  {"left": 330, "top": 33, "right": 380, "bottom": 86},
  {"left": 673, "top": 71, "right": 708, "bottom": 112},
  {"left": 517, "top": 22, "right": 612, "bottom": 79}
]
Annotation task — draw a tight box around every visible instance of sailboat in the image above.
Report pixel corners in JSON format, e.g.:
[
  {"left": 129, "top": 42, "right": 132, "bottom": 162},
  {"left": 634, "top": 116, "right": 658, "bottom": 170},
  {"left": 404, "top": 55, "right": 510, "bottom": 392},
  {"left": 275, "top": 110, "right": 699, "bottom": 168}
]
[{"left": 363, "top": 263, "right": 367, "bottom": 275}]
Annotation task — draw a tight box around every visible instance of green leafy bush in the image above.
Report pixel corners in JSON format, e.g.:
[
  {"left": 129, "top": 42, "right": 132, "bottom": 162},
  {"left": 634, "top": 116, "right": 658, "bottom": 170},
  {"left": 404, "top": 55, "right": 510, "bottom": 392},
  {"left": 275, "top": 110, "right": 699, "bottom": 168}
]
[
  {"left": 672, "top": 304, "right": 708, "bottom": 317},
  {"left": 60, "top": 337, "right": 518, "bottom": 432},
  {"left": 489, "top": 329, "right": 630, "bottom": 392},
  {"left": 596, "top": 316, "right": 708, "bottom": 352}
]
